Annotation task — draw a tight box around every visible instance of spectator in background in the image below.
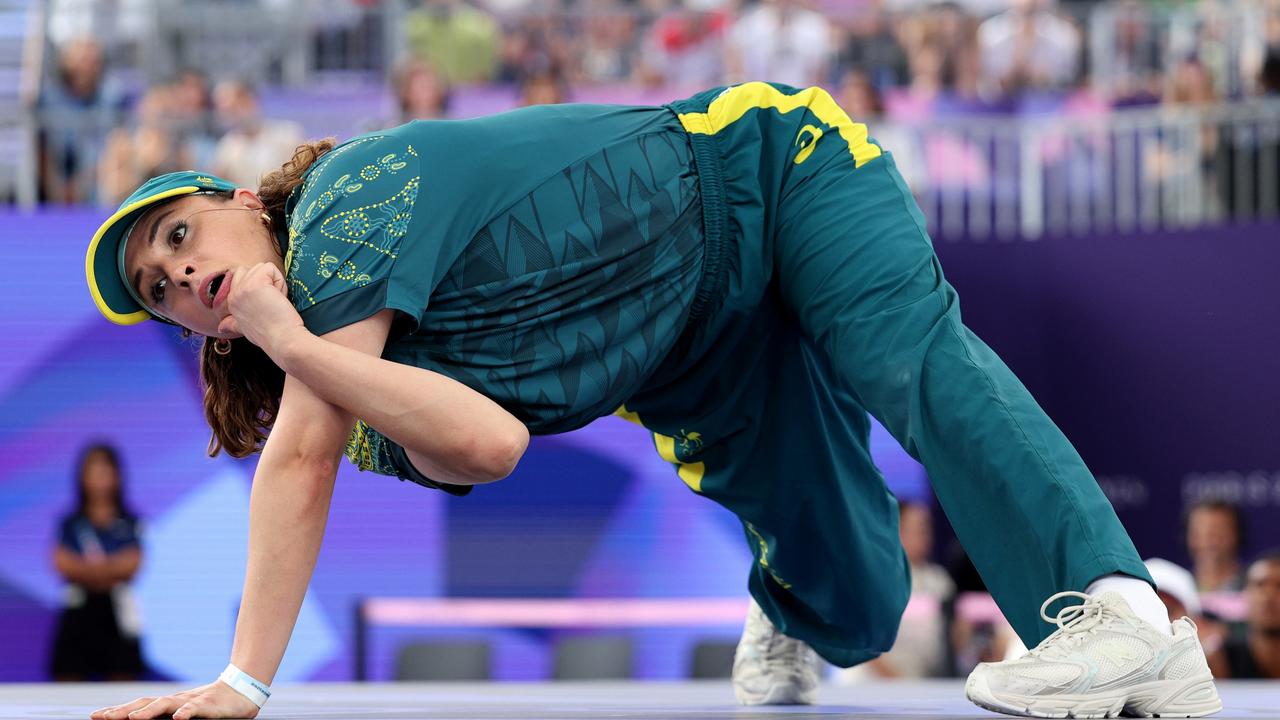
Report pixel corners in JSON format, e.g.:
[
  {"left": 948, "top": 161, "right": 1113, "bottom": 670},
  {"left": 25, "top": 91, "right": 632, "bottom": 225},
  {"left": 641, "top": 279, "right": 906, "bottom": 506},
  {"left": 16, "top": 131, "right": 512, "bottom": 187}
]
[
  {"left": 212, "top": 80, "right": 305, "bottom": 189},
  {"left": 496, "top": 5, "right": 577, "bottom": 88},
  {"left": 575, "top": 0, "right": 640, "bottom": 85},
  {"left": 393, "top": 60, "right": 452, "bottom": 122},
  {"left": 1186, "top": 499, "right": 1247, "bottom": 593},
  {"left": 50, "top": 444, "right": 144, "bottom": 681},
  {"left": 1165, "top": 55, "right": 1220, "bottom": 107},
  {"left": 897, "top": 1, "right": 981, "bottom": 106},
  {"left": 839, "top": 500, "right": 954, "bottom": 680},
  {"left": 1210, "top": 551, "right": 1280, "bottom": 679},
  {"left": 38, "top": 36, "right": 123, "bottom": 205},
  {"left": 636, "top": 0, "right": 730, "bottom": 92},
  {"left": 519, "top": 63, "right": 569, "bottom": 106},
  {"left": 405, "top": 0, "right": 500, "bottom": 84},
  {"left": 1144, "top": 55, "right": 1225, "bottom": 216},
  {"left": 726, "top": 0, "right": 834, "bottom": 89},
  {"left": 1093, "top": 0, "right": 1163, "bottom": 106},
  {"left": 168, "top": 69, "right": 219, "bottom": 170},
  {"left": 46, "top": 0, "right": 149, "bottom": 64},
  {"left": 832, "top": 0, "right": 909, "bottom": 91},
  {"left": 977, "top": 0, "right": 1081, "bottom": 98},
  {"left": 98, "top": 83, "right": 197, "bottom": 205}
]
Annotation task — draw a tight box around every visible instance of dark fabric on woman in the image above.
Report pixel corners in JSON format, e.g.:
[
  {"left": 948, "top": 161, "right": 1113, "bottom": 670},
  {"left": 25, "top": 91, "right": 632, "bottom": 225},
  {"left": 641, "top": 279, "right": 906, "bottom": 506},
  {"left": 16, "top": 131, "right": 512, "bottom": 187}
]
[{"left": 50, "top": 513, "right": 143, "bottom": 679}]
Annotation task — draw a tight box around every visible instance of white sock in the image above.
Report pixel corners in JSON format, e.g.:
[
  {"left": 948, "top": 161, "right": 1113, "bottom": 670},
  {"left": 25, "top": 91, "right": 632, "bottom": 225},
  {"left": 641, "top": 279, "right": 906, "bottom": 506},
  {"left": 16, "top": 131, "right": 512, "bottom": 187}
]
[{"left": 1086, "top": 574, "right": 1173, "bottom": 636}]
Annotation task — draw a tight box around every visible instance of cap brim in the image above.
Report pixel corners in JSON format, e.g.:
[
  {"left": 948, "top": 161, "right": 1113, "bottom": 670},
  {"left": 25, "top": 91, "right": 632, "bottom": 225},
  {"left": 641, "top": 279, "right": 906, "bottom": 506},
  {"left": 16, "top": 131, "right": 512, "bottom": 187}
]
[{"left": 85, "top": 186, "right": 202, "bottom": 325}]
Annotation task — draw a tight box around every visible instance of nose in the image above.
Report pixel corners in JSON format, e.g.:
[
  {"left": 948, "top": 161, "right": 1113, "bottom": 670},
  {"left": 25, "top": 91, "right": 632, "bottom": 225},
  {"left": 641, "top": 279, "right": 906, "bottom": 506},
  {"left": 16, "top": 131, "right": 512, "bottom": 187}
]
[{"left": 168, "top": 263, "right": 197, "bottom": 290}]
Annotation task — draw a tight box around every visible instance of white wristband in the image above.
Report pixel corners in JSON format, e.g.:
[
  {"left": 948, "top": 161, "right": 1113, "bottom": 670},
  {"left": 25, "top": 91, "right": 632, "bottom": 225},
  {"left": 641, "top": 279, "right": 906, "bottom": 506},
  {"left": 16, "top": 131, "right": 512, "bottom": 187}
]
[{"left": 219, "top": 663, "right": 271, "bottom": 708}]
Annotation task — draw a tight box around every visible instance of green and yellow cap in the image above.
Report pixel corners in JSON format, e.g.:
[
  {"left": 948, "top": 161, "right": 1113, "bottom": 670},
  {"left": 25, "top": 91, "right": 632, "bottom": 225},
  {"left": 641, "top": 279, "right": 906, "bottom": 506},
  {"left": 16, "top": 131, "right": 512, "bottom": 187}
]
[{"left": 86, "top": 171, "right": 237, "bottom": 325}]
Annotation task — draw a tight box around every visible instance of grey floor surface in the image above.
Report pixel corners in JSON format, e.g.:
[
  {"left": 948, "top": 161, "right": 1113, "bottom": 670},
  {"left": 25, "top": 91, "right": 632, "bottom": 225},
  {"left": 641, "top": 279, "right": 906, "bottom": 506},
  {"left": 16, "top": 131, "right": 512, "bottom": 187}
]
[{"left": 0, "top": 681, "right": 1275, "bottom": 720}]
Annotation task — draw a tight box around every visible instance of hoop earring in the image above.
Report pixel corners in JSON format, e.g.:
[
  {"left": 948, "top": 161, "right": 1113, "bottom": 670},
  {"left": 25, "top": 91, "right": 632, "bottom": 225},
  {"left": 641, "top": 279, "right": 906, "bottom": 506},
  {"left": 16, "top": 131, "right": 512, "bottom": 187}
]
[
  {"left": 260, "top": 212, "right": 273, "bottom": 227},
  {"left": 213, "top": 338, "right": 232, "bottom": 356},
  {"left": 181, "top": 327, "right": 192, "bottom": 339}
]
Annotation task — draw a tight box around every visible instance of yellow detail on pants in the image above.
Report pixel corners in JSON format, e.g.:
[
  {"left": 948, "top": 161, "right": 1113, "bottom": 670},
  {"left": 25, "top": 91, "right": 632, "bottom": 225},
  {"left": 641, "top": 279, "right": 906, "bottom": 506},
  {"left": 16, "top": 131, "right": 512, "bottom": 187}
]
[
  {"left": 675, "top": 82, "right": 882, "bottom": 169},
  {"left": 614, "top": 406, "right": 643, "bottom": 425},
  {"left": 615, "top": 406, "right": 706, "bottom": 493},
  {"left": 745, "top": 522, "right": 792, "bottom": 590}
]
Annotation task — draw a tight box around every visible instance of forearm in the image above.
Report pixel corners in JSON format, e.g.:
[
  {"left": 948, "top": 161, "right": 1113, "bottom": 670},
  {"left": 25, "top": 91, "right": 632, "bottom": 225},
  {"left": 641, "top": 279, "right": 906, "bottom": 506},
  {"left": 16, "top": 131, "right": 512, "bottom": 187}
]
[
  {"left": 228, "top": 454, "right": 337, "bottom": 685},
  {"left": 104, "top": 548, "right": 141, "bottom": 583},
  {"left": 276, "top": 328, "right": 528, "bottom": 484},
  {"left": 56, "top": 552, "right": 117, "bottom": 590}
]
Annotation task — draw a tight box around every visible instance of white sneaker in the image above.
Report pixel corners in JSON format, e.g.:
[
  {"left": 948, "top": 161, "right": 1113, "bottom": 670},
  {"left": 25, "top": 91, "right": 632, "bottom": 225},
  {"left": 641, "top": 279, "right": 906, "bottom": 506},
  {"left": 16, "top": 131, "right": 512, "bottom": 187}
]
[
  {"left": 732, "top": 598, "right": 821, "bottom": 705},
  {"left": 966, "top": 591, "right": 1222, "bottom": 718}
]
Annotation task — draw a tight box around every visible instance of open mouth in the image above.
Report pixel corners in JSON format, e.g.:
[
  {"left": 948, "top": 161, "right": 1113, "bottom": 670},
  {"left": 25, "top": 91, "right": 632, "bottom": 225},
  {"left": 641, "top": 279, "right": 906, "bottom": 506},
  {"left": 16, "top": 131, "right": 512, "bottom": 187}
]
[{"left": 207, "top": 273, "right": 226, "bottom": 306}]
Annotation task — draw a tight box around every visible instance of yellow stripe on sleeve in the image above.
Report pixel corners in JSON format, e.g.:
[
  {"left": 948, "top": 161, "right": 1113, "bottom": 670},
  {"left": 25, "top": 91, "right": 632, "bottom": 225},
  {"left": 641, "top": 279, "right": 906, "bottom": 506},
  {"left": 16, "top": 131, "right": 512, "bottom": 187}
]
[{"left": 675, "top": 82, "right": 882, "bottom": 169}]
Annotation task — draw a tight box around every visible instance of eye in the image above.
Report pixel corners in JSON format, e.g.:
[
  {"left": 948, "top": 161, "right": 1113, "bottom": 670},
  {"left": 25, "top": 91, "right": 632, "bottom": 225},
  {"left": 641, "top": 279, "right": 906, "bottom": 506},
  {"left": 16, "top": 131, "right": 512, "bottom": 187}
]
[
  {"left": 150, "top": 277, "right": 167, "bottom": 306},
  {"left": 168, "top": 221, "right": 188, "bottom": 248}
]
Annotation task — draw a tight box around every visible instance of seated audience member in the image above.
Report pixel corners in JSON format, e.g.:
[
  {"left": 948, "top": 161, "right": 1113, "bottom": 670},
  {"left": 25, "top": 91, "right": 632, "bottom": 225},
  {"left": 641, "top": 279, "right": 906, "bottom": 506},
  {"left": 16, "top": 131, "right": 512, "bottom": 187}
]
[
  {"left": 976, "top": 0, "right": 1080, "bottom": 98},
  {"left": 50, "top": 444, "right": 145, "bottom": 681},
  {"left": 168, "top": 69, "right": 219, "bottom": 169},
  {"left": 839, "top": 500, "right": 954, "bottom": 680},
  {"left": 519, "top": 64, "right": 569, "bottom": 106},
  {"left": 895, "top": 1, "right": 981, "bottom": 110},
  {"left": 393, "top": 60, "right": 451, "bottom": 122},
  {"left": 405, "top": 0, "right": 500, "bottom": 84},
  {"left": 1186, "top": 499, "right": 1247, "bottom": 593},
  {"left": 38, "top": 36, "right": 123, "bottom": 204},
  {"left": 636, "top": 0, "right": 730, "bottom": 92},
  {"left": 212, "top": 80, "right": 305, "bottom": 189},
  {"left": 1096, "top": 0, "right": 1162, "bottom": 105},
  {"left": 725, "top": 0, "right": 834, "bottom": 89},
  {"left": 575, "top": 0, "right": 639, "bottom": 84},
  {"left": 1146, "top": 57, "right": 1223, "bottom": 211},
  {"left": 1210, "top": 551, "right": 1280, "bottom": 679},
  {"left": 98, "top": 83, "right": 196, "bottom": 205},
  {"left": 833, "top": 0, "right": 909, "bottom": 90}
]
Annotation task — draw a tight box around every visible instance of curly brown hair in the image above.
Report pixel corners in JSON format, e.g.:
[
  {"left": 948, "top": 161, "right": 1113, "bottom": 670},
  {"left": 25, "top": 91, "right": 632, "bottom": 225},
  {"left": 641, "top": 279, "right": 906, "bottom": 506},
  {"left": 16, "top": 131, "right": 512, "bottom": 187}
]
[{"left": 200, "top": 138, "right": 336, "bottom": 458}]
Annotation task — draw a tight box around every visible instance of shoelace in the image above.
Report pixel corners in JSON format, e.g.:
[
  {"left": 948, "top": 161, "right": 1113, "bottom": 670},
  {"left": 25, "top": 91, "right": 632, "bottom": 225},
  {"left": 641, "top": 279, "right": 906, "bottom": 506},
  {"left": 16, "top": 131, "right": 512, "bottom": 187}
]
[{"left": 1027, "top": 591, "right": 1111, "bottom": 658}]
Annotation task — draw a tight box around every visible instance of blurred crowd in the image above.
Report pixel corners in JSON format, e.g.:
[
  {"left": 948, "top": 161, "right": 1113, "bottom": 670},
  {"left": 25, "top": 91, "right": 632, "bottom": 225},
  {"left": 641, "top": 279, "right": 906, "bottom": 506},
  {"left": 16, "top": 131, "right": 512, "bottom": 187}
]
[
  {"left": 38, "top": 48, "right": 304, "bottom": 204},
  {"left": 32, "top": 0, "right": 1280, "bottom": 208},
  {"left": 832, "top": 496, "right": 1280, "bottom": 682}
]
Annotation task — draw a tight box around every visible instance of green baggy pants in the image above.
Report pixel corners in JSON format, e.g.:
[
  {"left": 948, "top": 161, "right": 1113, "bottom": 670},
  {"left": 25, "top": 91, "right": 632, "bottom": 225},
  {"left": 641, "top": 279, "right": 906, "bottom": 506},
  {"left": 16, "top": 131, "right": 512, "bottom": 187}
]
[{"left": 622, "top": 82, "right": 1151, "bottom": 667}]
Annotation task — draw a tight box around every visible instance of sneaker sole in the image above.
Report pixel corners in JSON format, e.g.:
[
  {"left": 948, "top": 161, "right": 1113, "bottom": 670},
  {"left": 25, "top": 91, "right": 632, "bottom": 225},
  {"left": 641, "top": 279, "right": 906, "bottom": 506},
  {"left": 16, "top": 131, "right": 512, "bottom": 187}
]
[
  {"left": 733, "top": 682, "right": 817, "bottom": 706},
  {"left": 965, "top": 670, "right": 1222, "bottom": 718}
]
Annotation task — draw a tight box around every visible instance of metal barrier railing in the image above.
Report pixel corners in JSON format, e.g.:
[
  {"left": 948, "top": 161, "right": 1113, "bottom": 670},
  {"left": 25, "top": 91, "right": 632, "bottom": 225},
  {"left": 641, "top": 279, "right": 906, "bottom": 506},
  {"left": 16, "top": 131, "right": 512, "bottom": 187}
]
[
  {"left": 886, "top": 100, "right": 1280, "bottom": 240},
  {"left": 22, "top": 99, "right": 1280, "bottom": 240}
]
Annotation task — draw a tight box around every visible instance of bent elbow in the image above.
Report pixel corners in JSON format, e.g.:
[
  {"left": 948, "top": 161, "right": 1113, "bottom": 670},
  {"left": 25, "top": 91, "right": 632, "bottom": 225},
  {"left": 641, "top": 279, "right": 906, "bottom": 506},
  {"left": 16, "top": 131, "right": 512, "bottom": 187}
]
[
  {"left": 460, "top": 423, "right": 528, "bottom": 483},
  {"left": 488, "top": 423, "right": 529, "bottom": 481}
]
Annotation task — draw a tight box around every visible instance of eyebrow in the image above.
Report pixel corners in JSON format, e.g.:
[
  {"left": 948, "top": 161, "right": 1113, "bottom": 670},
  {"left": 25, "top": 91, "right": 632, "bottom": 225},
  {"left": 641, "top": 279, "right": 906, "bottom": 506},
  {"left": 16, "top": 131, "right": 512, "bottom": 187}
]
[
  {"left": 132, "top": 207, "right": 177, "bottom": 303},
  {"left": 148, "top": 207, "right": 176, "bottom": 249}
]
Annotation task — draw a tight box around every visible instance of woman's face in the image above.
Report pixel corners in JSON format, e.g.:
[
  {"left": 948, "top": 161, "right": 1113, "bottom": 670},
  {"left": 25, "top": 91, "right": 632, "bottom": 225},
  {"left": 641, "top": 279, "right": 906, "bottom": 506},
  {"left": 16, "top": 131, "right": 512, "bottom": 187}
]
[
  {"left": 82, "top": 452, "right": 118, "bottom": 501},
  {"left": 1187, "top": 507, "right": 1239, "bottom": 564},
  {"left": 122, "top": 190, "right": 282, "bottom": 338}
]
